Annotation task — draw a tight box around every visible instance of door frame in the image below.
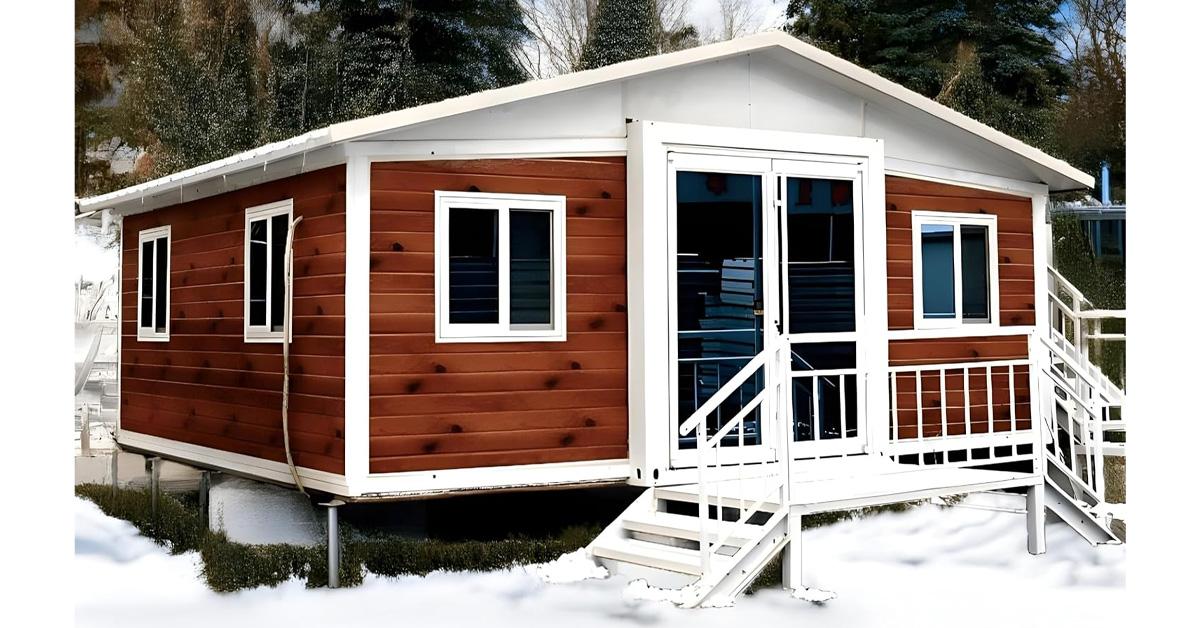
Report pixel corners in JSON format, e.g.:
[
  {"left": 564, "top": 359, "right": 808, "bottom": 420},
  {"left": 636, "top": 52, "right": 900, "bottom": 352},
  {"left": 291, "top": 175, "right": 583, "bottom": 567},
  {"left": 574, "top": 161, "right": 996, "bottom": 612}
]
[
  {"left": 625, "top": 121, "right": 888, "bottom": 487},
  {"left": 666, "top": 152, "right": 778, "bottom": 468}
]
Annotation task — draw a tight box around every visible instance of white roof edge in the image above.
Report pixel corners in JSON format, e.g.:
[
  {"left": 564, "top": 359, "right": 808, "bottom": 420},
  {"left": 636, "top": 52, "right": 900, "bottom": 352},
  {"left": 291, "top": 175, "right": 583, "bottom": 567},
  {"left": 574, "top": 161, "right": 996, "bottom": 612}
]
[{"left": 79, "top": 31, "right": 1091, "bottom": 211}]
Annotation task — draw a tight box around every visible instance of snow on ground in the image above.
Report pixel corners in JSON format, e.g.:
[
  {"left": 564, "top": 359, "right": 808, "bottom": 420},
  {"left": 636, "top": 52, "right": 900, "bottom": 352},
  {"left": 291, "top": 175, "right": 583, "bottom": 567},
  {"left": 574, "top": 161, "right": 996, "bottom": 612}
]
[{"left": 75, "top": 497, "right": 1125, "bottom": 627}]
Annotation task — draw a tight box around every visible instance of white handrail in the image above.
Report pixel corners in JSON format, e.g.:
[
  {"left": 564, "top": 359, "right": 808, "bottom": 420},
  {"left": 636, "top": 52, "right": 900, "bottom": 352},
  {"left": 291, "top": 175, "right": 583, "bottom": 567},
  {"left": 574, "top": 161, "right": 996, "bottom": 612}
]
[{"left": 679, "top": 349, "right": 771, "bottom": 436}]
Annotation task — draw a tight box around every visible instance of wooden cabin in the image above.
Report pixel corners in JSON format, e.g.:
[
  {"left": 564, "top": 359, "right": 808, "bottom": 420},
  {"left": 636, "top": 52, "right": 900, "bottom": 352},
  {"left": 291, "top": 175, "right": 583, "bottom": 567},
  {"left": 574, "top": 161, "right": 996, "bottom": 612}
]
[{"left": 78, "top": 32, "right": 1125, "bottom": 605}]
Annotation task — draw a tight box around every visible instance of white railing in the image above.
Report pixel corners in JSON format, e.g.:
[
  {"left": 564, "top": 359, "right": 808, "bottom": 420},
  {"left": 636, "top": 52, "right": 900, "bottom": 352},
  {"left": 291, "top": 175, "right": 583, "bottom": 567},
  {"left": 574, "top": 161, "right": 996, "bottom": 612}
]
[
  {"left": 1040, "top": 336, "right": 1109, "bottom": 500},
  {"left": 678, "top": 339, "right": 789, "bottom": 575},
  {"left": 1046, "top": 267, "right": 1126, "bottom": 459},
  {"left": 884, "top": 357, "right": 1037, "bottom": 466},
  {"left": 1047, "top": 266, "right": 1125, "bottom": 400}
]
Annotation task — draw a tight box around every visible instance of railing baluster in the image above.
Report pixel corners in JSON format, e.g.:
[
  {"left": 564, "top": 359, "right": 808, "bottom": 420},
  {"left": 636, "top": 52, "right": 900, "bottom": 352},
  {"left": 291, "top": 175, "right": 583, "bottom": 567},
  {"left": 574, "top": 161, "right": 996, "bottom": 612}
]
[
  {"left": 890, "top": 371, "right": 899, "bottom": 443},
  {"left": 839, "top": 374, "right": 847, "bottom": 439},
  {"left": 916, "top": 370, "right": 924, "bottom": 447},
  {"left": 986, "top": 365, "right": 994, "bottom": 435},
  {"left": 812, "top": 375, "right": 821, "bottom": 442},
  {"left": 1008, "top": 365, "right": 1016, "bottom": 432},
  {"left": 964, "top": 367, "right": 972, "bottom": 436},
  {"left": 939, "top": 368, "right": 948, "bottom": 438}
]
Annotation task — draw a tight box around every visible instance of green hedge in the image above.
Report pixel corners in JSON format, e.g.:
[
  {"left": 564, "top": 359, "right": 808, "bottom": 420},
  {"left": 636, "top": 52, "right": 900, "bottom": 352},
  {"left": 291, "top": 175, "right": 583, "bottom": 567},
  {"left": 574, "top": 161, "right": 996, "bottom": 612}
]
[
  {"left": 78, "top": 484, "right": 922, "bottom": 595},
  {"left": 76, "top": 484, "right": 595, "bottom": 592}
]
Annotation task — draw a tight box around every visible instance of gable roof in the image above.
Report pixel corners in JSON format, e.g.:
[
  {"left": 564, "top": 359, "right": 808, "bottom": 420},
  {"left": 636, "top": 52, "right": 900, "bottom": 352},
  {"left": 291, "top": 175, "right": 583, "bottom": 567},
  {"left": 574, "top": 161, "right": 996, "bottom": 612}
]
[{"left": 78, "top": 30, "right": 1091, "bottom": 212}]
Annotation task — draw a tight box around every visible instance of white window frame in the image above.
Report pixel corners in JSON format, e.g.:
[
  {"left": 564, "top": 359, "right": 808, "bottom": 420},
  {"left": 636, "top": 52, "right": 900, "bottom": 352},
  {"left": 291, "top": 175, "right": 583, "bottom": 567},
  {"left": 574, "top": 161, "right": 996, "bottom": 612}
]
[
  {"left": 434, "top": 191, "right": 567, "bottom": 343},
  {"left": 136, "top": 225, "right": 171, "bottom": 342},
  {"left": 244, "top": 199, "right": 294, "bottom": 343},
  {"left": 911, "top": 210, "right": 1000, "bottom": 330}
]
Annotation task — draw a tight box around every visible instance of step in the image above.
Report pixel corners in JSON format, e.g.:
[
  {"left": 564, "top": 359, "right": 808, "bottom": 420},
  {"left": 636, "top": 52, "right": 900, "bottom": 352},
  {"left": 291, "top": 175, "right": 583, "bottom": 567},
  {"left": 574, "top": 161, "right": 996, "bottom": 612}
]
[
  {"left": 621, "top": 510, "right": 759, "bottom": 547},
  {"left": 592, "top": 536, "right": 719, "bottom": 576},
  {"left": 654, "top": 485, "right": 782, "bottom": 513}
]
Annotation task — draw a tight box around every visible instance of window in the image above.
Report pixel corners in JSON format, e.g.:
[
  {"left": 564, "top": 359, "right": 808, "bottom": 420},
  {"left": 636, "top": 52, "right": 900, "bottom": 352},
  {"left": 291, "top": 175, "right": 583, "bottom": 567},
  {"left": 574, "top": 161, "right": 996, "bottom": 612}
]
[
  {"left": 911, "top": 211, "right": 999, "bottom": 328},
  {"left": 435, "top": 191, "right": 566, "bottom": 342},
  {"left": 244, "top": 199, "right": 293, "bottom": 342},
  {"left": 137, "top": 226, "right": 171, "bottom": 341}
]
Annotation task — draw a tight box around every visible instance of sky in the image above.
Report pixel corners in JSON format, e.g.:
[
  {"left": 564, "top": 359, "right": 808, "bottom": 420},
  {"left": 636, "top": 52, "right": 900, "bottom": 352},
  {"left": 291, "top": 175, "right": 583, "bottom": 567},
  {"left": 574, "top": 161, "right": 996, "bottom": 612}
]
[{"left": 688, "top": 0, "right": 791, "bottom": 39}]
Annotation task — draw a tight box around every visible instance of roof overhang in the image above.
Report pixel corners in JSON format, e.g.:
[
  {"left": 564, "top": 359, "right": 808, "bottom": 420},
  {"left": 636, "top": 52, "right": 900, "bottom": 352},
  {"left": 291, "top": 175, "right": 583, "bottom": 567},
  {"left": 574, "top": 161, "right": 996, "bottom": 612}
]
[{"left": 78, "top": 31, "right": 1093, "bottom": 214}]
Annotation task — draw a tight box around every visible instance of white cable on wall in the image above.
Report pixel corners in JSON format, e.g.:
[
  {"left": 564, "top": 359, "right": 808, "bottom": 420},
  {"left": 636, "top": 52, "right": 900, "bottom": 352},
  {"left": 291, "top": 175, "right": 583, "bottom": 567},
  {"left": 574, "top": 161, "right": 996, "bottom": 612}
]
[{"left": 282, "top": 216, "right": 306, "bottom": 495}]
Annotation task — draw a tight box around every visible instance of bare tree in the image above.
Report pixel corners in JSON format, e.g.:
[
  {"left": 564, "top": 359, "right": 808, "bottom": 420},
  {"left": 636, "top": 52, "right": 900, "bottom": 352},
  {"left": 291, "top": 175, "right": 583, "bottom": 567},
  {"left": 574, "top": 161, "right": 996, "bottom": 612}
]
[
  {"left": 715, "top": 0, "right": 762, "bottom": 41},
  {"left": 518, "top": 0, "right": 698, "bottom": 78}
]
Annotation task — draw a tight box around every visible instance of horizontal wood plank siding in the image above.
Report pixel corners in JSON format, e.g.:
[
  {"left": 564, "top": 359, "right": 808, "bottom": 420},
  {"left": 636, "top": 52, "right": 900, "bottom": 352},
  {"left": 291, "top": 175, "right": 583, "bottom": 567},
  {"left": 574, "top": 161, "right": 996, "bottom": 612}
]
[
  {"left": 888, "top": 337, "right": 1031, "bottom": 439},
  {"left": 369, "top": 158, "right": 629, "bottom": 473},
  {"left": 885, "top": 176, "right": 1036, "bottom": 330},
  {"left": 120, "top": 166, "right": 346, "bottom": 475}
]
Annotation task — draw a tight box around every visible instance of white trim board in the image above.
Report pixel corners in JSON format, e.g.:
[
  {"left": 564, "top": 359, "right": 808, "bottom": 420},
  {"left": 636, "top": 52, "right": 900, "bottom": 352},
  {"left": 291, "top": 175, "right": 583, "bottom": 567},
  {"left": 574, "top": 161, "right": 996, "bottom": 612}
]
[
  {"left": 79, "top": 31, "right": 1090, "bottom": 214},
  {"left": 355, "top": 459, "right": 630, "bottom": 498},
  {"left": 117, "top": 430, "right": 351, "bottom": 496}
]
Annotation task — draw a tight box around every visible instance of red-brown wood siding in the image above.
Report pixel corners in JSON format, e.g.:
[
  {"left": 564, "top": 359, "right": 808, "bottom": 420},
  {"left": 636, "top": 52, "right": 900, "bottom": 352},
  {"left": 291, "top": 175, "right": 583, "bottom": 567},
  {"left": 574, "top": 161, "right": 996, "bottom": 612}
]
[
  {"left": 885, "top": 176, "right": 1036, "bottom": 330},
  {"left": 889, "top": 337, "right": 1031, "bottom": 439},
  {"left": 369, "top": 158, "right": 629, "bottom": 473},
  {"left": 120, "top": 167, "right": 347, "bottom": 475}
]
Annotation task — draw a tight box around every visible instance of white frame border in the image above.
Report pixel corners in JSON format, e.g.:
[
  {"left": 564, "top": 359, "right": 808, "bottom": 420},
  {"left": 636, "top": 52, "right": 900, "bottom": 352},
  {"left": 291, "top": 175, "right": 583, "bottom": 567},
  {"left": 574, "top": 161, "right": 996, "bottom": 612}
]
[
  {"left": 434, "top": 190, "right": 568, "bottom": 343},
  {"left": 243, "top": 198, "right": 294, "bottom": 343},
  {"left": 135, "top": 225, "right": 171, "bottom": 342},
  {"left": 910, "top": 210, "right": 1001, "bottom": 331}
]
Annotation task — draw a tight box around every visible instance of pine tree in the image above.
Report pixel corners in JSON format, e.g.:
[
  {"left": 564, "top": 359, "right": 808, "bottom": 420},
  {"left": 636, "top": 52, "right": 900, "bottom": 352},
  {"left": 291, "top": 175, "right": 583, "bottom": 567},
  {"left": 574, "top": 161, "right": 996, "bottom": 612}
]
[
  {"left": 577, "top": 0, "right": 660, "bottom": 70},
  {"left": 785, "top": 0, "right": 1068, "bottom": 148}
]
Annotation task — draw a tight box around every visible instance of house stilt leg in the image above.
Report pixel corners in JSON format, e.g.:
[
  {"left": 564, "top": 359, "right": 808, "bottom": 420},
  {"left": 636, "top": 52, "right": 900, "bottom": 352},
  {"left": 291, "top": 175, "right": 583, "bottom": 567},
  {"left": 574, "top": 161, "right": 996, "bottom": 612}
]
[
  {"left": 782, "top": 513, "right": 802, "bottom": 591},
  {"left": 1027, "top": 482, "right": 1047, "bottom": 555}
]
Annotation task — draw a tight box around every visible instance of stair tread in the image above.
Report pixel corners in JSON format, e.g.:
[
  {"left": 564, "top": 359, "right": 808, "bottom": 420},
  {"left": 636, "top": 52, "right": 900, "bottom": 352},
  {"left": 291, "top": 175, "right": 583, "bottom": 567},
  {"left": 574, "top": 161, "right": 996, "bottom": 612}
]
[
  {"left": 592, "top": 536, "right": 729, "bottom": 576},
  {"left": 622, "top": 510, "right": 760, "bottom": 545}
]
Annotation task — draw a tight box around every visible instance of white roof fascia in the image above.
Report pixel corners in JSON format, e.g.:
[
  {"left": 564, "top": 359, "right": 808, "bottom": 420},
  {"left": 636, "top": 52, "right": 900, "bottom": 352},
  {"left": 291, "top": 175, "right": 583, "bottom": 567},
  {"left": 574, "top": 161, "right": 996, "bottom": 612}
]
[
  {"left": 77, "top": 128, "right": 333, "bottom": 212},
  {"left": 78, "top": 31, "right": 1092, "bottom": 212}
]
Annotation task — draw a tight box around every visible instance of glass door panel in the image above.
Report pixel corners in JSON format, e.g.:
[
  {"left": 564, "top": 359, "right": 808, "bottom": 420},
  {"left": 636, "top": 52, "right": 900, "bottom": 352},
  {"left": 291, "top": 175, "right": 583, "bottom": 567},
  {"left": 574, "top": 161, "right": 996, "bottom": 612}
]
[{"left": 675, "top": 169, "right": 765, "bottom": 450}]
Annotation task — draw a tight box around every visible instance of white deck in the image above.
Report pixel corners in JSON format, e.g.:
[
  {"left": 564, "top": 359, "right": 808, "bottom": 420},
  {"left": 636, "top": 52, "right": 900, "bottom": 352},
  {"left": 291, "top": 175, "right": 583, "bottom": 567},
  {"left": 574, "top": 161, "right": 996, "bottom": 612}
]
[{"left": 656, "top": 456, "right": 1038, "bottom": 515}]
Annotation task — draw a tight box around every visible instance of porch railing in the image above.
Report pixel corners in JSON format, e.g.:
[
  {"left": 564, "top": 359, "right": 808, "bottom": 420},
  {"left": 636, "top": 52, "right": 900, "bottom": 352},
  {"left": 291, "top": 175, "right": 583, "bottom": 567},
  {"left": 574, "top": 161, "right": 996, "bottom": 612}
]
[
  {"left": 883, "top": 357, "right": 1037, "bottom": 467},
  {"left": 1046, "top": 266, "right": 1126, "bottom": 454},
  {"left": 678, "top": 338, "right": 789, "bottom": 575}
]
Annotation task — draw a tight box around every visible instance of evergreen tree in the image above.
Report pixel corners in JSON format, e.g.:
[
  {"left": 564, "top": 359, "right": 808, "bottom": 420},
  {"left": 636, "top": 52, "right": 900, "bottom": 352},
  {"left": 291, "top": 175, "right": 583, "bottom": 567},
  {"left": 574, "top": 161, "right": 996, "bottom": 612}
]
[
  {"left": 785, "top": 0, "right": 1068, "bottom": 148},
  {"left": 577, "top": 0, "right": 659, "bottom": 70},
  {"left": 118, "top": 0, "right": 267, "bottom": 177}
]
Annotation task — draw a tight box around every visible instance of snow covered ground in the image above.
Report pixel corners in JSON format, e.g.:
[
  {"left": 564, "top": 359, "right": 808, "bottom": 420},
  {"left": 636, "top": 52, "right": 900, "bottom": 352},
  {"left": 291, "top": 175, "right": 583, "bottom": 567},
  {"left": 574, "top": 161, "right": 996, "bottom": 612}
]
[{"left": 75, "top": 497, "right": 1125, "bottom": 627}]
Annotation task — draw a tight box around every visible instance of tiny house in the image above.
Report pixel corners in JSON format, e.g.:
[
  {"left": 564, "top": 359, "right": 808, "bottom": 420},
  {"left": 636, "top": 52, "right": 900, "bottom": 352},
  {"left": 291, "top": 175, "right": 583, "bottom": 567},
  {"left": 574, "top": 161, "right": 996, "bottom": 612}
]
[{"left": 78, "top": 32, "right": 1125, "bottom": 605}]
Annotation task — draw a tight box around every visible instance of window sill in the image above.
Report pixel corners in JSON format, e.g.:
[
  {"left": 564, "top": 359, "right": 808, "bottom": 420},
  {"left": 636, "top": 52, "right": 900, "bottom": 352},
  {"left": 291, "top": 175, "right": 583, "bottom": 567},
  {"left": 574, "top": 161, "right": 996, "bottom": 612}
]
[
  {"left": 435, "top": 332, "right": 567, "bottom": 344},
  {"left": 135, "top": 334, "right": 170, "bottom": 343}
]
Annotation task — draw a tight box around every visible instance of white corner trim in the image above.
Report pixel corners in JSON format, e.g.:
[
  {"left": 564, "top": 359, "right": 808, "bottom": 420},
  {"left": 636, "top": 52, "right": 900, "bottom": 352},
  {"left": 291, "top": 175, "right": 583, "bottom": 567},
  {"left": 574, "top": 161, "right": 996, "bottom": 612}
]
[
  {"left": 117, "top": 430, "right": 351, "bottom": 495},
  {"left": 135, "top": 225, "right": 171, "bottom": 342},
  {"left": 355, "top": 458, "right": 630, "bottom": 498},
  {"left": 243, "top": 199, "right": 294, "bottom": 343},
  {"left": 343, "top": 156, "right": 371, "bottom": 496}
]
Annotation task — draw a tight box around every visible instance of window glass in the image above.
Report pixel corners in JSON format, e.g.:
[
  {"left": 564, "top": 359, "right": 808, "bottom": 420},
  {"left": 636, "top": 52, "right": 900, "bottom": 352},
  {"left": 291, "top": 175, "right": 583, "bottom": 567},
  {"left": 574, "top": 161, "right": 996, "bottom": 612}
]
[
  {"left": 154, "top": 237, "right": 168, "bottom": 332},
  {"left": 248, "top": 218, "right": 267, "bottom": 326},
  {"left": 920, "top": 224, "right": 956, "bottom": 319},
  {"left": 675, "top": 170, "right": 764, "bottom": 448},
  {"left": 270, "top": 214, "right": 289, "bottom": 331},
  {"left": 448, "top": 207, "right": 499, "bottom": 324},
  {"left": 140, "top": 240, "right": 154, "bottom": 328},
  {"left": 510, "top": 209, "right": 552, "bottom": 325},
  {"left": 786, "top": 177, "right": 855, "bottom": 332},
  {"left": 960, "top": 225, "right": 990, "bottom": 320}
]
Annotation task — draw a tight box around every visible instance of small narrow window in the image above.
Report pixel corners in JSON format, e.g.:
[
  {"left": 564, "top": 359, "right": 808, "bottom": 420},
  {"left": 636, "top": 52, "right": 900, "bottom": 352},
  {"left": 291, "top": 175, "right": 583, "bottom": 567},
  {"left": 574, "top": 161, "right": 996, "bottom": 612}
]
[
  {"left": 912, "top": 211, "right": 998, "bottom": 329},
  {"left": 244, "top": 200, "right": 293, "bottom": 342},
  {"left": 137, "top": 226, "right": 171, "bottom": 341},
  {"left": 436, "top": 191, "right": 566, "bottom": 342}
]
